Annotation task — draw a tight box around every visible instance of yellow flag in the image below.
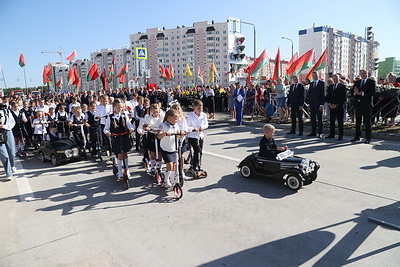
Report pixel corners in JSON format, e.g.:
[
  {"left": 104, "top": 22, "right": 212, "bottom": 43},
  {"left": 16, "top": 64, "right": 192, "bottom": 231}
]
[
  {"left": 185, "top": 64, "right": 193, "bottom": 77},
  {"left": 210, "top": 69, "right": 215, "bottom": 83}
]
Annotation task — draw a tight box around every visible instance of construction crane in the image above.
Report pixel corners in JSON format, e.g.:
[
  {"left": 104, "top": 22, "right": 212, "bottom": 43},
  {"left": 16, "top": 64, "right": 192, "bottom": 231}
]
[{"left": 41, "top": 46, "right": 64, "bottom": 63}]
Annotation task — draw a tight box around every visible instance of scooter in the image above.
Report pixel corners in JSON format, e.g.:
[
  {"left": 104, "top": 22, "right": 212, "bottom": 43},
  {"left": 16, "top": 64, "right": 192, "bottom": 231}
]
[
  {"left": 108, "top": 135, "right": 130, "bottom": 190},
  {"left": 187, "top": 139, "right": 208, "bottom": 179}
]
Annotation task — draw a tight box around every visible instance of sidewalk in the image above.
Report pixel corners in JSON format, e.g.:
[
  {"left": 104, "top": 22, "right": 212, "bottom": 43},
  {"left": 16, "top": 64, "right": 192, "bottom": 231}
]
[{"left": 211, "top": 111, "right": 400, "bottom": 142}]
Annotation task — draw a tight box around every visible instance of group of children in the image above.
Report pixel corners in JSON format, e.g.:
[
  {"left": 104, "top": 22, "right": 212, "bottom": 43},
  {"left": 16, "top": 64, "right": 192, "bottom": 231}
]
[{"left": 9, "top": 94, "right": 209, "bottom": 187}]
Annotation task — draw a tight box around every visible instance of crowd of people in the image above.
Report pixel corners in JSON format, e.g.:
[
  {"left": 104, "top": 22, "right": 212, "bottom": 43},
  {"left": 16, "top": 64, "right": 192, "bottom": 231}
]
[{"left": 0, "top": 69, "right": 399, "bottom": 181}]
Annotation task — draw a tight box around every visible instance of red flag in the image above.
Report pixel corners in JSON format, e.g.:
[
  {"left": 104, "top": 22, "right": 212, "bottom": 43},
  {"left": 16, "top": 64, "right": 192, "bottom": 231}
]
[
  {"left": 169, "top": 63, "right": 175, "bottom": 80},
  {"left": 72, "top": 66, "right": 80, "bottom": 90},
  {"left": 197, "top": 68, "right": 204, "bottom": 84},
  {"left": 87, "top": 63, "right": 99, "bottom": 81},
  {"left": 119, "top": 74, "right": 125, "bottom": 84},
  {"left": 67, "top": 68, "right": 75, "bottom": 85},
  {"left": 159, "top": 65, "right": 167, "bottom": 80},
  {"left": 306, "top": 48, "right": 328, "bottom": 81},
  {"left": 57, "top": 77, "right": 63, "bottom": 88},
  {"left": 42, "top": 65, "right": 51, "bottom": 84},
  {"left": 272, "top": 47, "right": 281, "bottom": 81},
  {"left": 66, "top": 51, "right": 77, "bottom": 62},
  {"left": 287, "top": 49, "right": 315, "bottom": 76},
  {"left": 164, "top": 66, "right": 171, "bottom": 81},
  {"left": 117, "top": 64, "right": 128, "bottom": 77},
  {"left": 19, "top": 53, "right": 26, "bottom": 67},
  {"left": 286, "top": 53, "right": 298, "bottom": 76}
]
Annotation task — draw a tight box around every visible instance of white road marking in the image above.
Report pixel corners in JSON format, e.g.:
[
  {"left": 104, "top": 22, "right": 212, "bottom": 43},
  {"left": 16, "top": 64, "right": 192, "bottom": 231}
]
[
  {"left": 14, "top": 158, "right": 35, "bottom": 202},
  {"left": 203, "top": 150, "right": 241, "bottom": 162}
]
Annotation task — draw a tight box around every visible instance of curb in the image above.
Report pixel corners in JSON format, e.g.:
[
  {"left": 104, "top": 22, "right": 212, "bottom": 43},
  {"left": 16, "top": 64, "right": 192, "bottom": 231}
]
[{"left": 211, "top": 114, "right": 400, "bottom": 142}]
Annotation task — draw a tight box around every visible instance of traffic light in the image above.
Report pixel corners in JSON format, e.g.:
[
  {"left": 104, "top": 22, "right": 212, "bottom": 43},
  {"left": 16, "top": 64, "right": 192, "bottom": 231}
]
[
  {"left": 233, "top": 34, "right": 246, "bottom": 61},
  {"left": 367, "top": 26, "right": 373, "bottom": 41},
  {"left": 374, "top": 57, "right": 379, "bottom": 70}
]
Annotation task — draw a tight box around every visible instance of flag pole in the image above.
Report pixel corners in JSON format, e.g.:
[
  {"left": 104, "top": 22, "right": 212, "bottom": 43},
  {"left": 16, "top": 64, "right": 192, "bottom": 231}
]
[
  {"left": 1, "top": 67, "right": 7, "bottom": 89},
  {"left": 23, "top": 66, "right": 28, "bottom": 89}
]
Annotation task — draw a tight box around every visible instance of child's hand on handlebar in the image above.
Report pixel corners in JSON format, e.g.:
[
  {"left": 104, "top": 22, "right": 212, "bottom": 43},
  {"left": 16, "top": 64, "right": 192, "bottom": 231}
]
[{"left": 105, "top": 132, "right": 111, "bottom": 137}]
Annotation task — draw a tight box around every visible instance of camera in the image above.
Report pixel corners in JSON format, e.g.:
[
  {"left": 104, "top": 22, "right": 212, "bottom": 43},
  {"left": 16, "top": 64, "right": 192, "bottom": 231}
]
[{"left": 0, "top": 104, "right": 7, "bottom": 110}]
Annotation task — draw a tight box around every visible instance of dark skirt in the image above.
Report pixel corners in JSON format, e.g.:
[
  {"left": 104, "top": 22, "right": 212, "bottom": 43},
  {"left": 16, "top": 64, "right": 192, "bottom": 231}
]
[
  {"left": 57, "top": 121, "right": 69, "bottom": 134},
  {"left": 110, "top": 134, "right": 132, "bottom": 154},
  {"left": 12, "top": 126, "right": 21, "bottom": 138},
  {"left": 161, "top": 149, "right": 177, "bottom": 163},
  {"left": 146, "top": 132, "right": 160, "bottom": 152},
  {"left": 207, "top": 96, "right": 215, "bottom": 113}
]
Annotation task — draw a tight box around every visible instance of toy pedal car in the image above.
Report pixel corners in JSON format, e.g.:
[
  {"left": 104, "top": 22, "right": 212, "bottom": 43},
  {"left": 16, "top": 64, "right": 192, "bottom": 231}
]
[
  {"left": 237, "top": 150, "right": 320, "bottom": 191},
  {"left": 37, "top": 140, "right": 82, "bottom": 166}
]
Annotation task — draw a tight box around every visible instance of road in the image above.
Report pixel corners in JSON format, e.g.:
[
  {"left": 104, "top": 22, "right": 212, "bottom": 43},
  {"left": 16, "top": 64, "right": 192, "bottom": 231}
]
[{"left": 1, "top": 118, "right": 399, "bottom": 266}]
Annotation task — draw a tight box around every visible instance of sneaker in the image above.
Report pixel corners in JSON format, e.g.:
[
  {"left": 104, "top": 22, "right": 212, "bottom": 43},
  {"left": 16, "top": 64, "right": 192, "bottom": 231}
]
[
  {"left": 117, "top": 176, "right": 124, "bottom": 182},
  {"left": 183, "top": 174, "right": 190, "bottom": 181},
  {"left": 11, "top": 166, "right": 16, "bottom": 172},
  {"left": 163, "top": 180, "right": 172, "bottom": 188},
  {"left": 4, "top": 176, "right": 13, "bottom": 181},
  {"left": 150, "top": 168, "right": 156, "bottom": 175}
]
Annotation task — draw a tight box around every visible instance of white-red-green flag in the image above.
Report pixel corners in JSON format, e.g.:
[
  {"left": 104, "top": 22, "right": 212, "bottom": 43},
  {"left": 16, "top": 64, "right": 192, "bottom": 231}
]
[
  {"left": 117, "top": 64, "right": 128, "bottom": 77},
  {"left": 19, "top": 53, "right": 26, "bottom": 67},
  {"left": 306, "top": 48, "right": 328, "bottom": 81},
  {"left": 272, "top": 47, "right": 281, "bottom": 81},
  {"left": 108, "top": 65, "right": 114, "bottom": 84},
  {"left": 287, "top": 48, "right": 315, "bottom": 76},
  {"left": 66, "top": 51, "right": 77, "bottom": 62}
]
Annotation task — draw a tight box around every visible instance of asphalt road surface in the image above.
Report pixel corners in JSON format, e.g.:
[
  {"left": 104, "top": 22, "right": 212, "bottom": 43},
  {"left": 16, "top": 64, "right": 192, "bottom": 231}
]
[{"left": 1, "top": 119, "right": 399, "bottom": 266}]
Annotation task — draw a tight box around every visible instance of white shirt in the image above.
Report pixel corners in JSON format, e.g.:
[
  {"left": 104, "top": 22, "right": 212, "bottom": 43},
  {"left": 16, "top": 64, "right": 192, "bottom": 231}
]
[
  {"left": 160, "top": 122, "right": 180, "bottom": 152},
  {"left": 186, "top": 111, "right": 208, "bottom": 139},
  {"left": 0, "top": 109, "right": 16, "bottom": 130},
  {"left": 35, "top": 105, "right": 49, "bottom": 114},
  {"left": 96, "top": 104, "right": 113, "bottom": 125},
  {"left": 143, "top": 114, "right": 164, "bottom": 132},
  {"left": 103, "top": 113, "right": 134, "bottom": 135},
  {"left": 32, "top": 118, "right": 48, "bottom": 134}
]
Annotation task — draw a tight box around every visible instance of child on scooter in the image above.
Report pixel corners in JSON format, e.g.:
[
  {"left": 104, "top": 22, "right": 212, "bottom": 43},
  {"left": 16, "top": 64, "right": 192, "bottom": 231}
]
[
  {"left": 32, "top": 111, "right": 48, "bottom": 144},
  {"left": 186, "top": 99, "right": 208, "bottom": 173},
  {"left": 170, "top": 103, "right": 189, "bottom": 180},
  {"left": 104, "top": 99, "right": 134, "bottom": 181},
  {"left": 143, "top": 103, "right": 164, "bottom": 174},
  {"left": 259, "top": 124, "right": 288, "bottom": 159},
  {"left": 158, "top": 109, "right": 181, "bottom": 187}
]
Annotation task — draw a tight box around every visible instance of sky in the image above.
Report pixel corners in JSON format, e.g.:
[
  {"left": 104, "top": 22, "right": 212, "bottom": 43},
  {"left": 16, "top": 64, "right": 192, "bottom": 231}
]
[{"left": 0, "top": 0, "right": 399, "bottom": 89}]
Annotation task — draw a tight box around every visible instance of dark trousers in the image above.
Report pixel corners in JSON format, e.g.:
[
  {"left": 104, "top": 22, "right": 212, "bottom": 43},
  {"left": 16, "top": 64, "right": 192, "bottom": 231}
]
[
  {"left": 290, "top": 106, "right": 303, "bottom": 134},
  {"left": 135, "top": 120, "right": 142, "bottom": 150},
  {"left": 189, "top": 137, "right": 204, "bottom": 170},
  {"left": 310, "top": 105, "right": 323, "bottom": 134},
  {"left": 89, "top": 129, "right": 99, "bottom": 154},
  {"left": 235, "top": 103, "right": 243, "bottom": 125},
  {"left": 355, "top": 105, "right": 372, "bottom": 140},
  {"left": 329, "top": 106, "right": 344, "bottom": 137}
]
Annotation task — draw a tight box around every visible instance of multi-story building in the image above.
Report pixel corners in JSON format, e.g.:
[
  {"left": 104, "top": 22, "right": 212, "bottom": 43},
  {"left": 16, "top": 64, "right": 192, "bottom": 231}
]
[
  {"left": 298, "top": 25, "right": 379, "bottom": 81},
  {"left": 89, "top": 47, "right": 133, "bottom": 91},
  {"left": 378, "top": 57, "right": 400, "bottom": 79},
  {"left": 129, "top": 18, "right": 246, "bottom": 88}
]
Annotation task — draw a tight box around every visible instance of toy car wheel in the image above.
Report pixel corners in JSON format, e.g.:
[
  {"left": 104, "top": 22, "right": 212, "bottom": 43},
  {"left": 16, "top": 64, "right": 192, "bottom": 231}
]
[
  {"left": 173, "top": 184, "right": 183, "bottom": 199},
  {"left": 50, "top": 154, "right": 59, "bottom": 166},
  {"left": 240, "top": 164, "right": 252, "bottom": 179},
  {"left": 38, "top": 152, "right": 46, "bottom": 162},
  {"left": 286, "top": 174, "right": 303, "bottom": 191}
]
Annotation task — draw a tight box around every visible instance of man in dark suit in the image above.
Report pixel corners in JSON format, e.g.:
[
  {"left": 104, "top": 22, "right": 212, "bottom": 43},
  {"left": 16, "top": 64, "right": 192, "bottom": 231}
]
[
  {"left": 325, "top": 74, "right": 347, "bottom": 140},
  {"left": 287, "top": 76, "right": 304, "bottom": 136},
  {"left": 307, "top": 72, "right": 325, "bottom": 138},
  {"left": 351, "top": 69, "right": 376, "bottom": 144}
]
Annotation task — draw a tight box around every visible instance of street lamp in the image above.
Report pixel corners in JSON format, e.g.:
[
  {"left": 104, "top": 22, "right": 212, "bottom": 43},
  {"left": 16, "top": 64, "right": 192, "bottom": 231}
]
[
  {"left": 240, "top": 21, "right": 256, "bottom": 59},
  {"left": 282, "top": 37, "right": 293, "bottom": 58}
]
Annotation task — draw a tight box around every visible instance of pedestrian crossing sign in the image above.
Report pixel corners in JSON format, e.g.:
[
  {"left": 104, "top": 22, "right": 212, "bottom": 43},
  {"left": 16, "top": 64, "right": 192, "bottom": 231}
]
[{"left": 136, "top": 47, "right": 147, "bottom": 59}]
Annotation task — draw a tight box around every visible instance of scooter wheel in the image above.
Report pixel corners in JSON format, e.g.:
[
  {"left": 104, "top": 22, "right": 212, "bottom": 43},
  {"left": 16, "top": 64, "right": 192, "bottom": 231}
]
[
  {"left": 173, "top": 184, "right": 183, "bottom": 199},
  {"left": 156, "top": 172, "right": 163, "bottom": 186}
]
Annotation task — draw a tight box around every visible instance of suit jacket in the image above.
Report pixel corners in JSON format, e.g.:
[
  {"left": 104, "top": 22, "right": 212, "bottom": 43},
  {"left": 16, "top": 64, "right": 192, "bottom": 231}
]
[
  {"left": 308, "top": 80, "right": 326, "bottom": 108},
  {"left": 287, "top": 83, "right": 305, "bottom": 108},
  {"left": 326, "top": 83, "right": 347, "bottom": 107},
  {"left": 233, "top": 88, "right": 246, "bottom": 105},
  {"left": 353, "top": 79, "right": 376, "bottom": 107}
]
